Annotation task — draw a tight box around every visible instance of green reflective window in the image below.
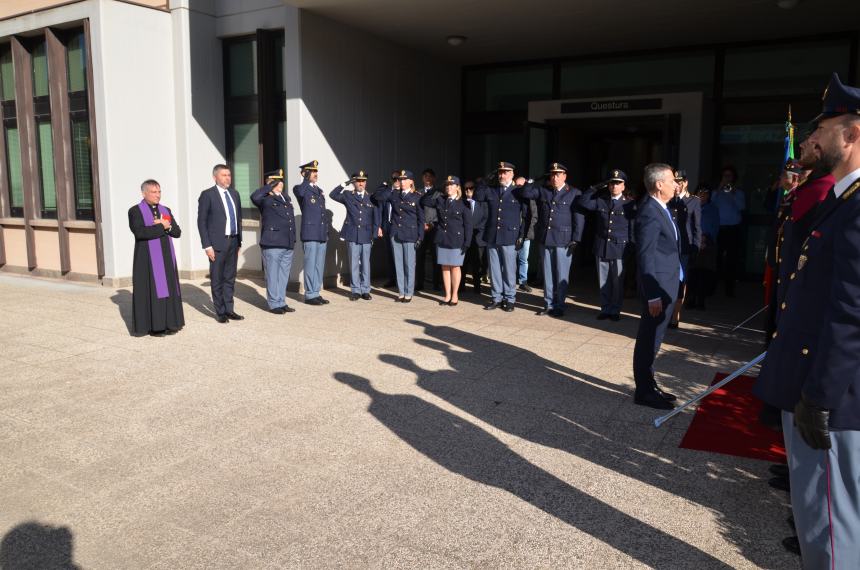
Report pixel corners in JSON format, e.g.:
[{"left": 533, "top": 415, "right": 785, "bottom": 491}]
[
  {"left": 465, "top": 65, "right": 553, "bottom": 112},
  {"left": 67, "top": 31, "right": 87, "bottom": 93},
  {"left": 724, "top": 40, "right": 850, "bottom": 97},
  {"left": 5, "top": 126, "right": 24, "bottom": 211},
  {"left": 232, "top": 123, "right": 260, "bottom": 205},
  {"left": 71, "top": 118, "right": 94, "bottom": 216},
  {"left": 37, "top": 120, "right": 57, "bottom": 216},
  {"left": 0, "top": 46, "right": 14, "bottom": 101},
  {"left": 32, "top": 40, "right": 49, "bottom": 98},
  {"left": 228, "top": 40, "right": 257, "bottom": 97}
]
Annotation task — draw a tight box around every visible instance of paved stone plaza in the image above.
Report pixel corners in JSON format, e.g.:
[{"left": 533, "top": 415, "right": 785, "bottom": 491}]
[{"left": 0, "top": 272, "right": 798, "bottom": 568}]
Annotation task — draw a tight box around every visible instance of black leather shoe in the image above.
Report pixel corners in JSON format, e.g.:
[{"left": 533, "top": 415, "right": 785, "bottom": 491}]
[
  {"left": 782, "top": 536, "right": 800, "bottom": 556},
  {"left": 549, "top": 309, "right": 564, "bottom": 318},
  {"left": 518, "top": 283, "right": 533, "bottom": 293},
  {"left": 769, "top": 476, "right": 790, "bottom": 493},
  {"left": 349, "top": 293, "right": 360, "bottom": 301},
  {"left": 361, "top": 293, "right": 372, "bottom": 300},
  {"left": 319, "top": 297, "right": 330, "bottom": 304},
  {"left": 226, "top": 312, "right": 244, "bottom": 320},
  {"left": 448, "top": 300, "right": 458, "bottom": 306},
  {"left": 484, "top": 301, "right": 502, "bottom": 310},
  {"left": 283, "top": 305, "right": 296, "bottom": 313},
  {"left": 654, "top": 386, "right": 677, "bottom": 402},
  {"left": 216, "top": 314, "right": 229, "bottom": 323},
  {"left": 503, "top": 303, "right": 515, "bottom": 312},
  {"left": 305, "top": 297, "right": 323, "bottom": 305},
  {"left": 769, "top": 464, "right": 789, "bottom": 478},
  {"left": 270, "top": 307, "right": 286, "bottom": 315},
  {"left": 596, "top": 313, "right": 609, "bottom": 320},
  {"left": 536, "top": 307, "right": 551, "bottom": 316},
  {"left": 402, "top": 297, "right": 412, "bottom": 303},
  {"left": 439, "top": 299, "right": 451, "bottom": 306},
  {"left": 634, "top": 391, "right": 675, "bottom": 410}
]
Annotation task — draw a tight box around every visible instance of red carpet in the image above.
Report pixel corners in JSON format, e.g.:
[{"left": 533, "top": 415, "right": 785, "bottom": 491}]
[{"left": 679, "top": 373, "right": 786, "bottom": 463}]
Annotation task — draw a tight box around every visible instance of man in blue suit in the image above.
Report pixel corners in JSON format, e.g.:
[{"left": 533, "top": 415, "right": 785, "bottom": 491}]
[
  {"left": 293, "top": 160, "right": 330, "bottom": 306},
  {"left": 251, "top": 168, "right": 296, "bottom": 314},
  {"left": 631, "top": 163, "right": 682, "bottom": 410},
  {"left": 197, "top": 164, "right": 243, "bottom": 323},
  {"left": 331, "top": 170, "right": 380, "bottom": 301},
  {"left": 753, "top": 72, "right": 860, "bottom": 568}
]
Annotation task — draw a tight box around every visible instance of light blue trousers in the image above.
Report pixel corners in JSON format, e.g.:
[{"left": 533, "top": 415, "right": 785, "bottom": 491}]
[
  {"left": 488, "top": 244, "right": 517, "bottom": 303},
  {"left": 541, "top": 245, "right": 573, "bottom": 310},
  {"left": 261, "top": 247, "right": 294, "bottom": 309},
  {"left": 783, "top": 411, "right": 860, "bottom": 570},
  {"left": 302, "top": 241, "right": 326, "bottom": 299},
  {"left": 597, "top": 257, "right": 624, "bottom": 316},
  {"left": 348, "top": 242, "right": 372, "bottom": 294},
  {"left": 516, "top": 239, "right": 531, "bottom": 284},
  {"left": 391, "top": 237, "right": 416, "bottom": 297}
]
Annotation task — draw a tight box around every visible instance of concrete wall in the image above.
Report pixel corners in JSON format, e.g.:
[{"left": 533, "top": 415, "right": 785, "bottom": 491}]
[{"left": 0, "top": 0, "right": 168, "bottom": 21}]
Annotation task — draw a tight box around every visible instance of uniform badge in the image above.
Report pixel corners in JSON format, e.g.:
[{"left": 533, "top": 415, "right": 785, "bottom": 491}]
[
  {"left": 797, "top": 254, "right": 808, "bottom": 270},
  {"left": 310, "top": 197, "right": 317, "bottom": 204}
]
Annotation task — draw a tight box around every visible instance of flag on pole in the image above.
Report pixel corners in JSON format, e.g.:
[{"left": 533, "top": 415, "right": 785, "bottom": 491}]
[{"left": 783, "top": 105, "right": 795, "bottom": 166}]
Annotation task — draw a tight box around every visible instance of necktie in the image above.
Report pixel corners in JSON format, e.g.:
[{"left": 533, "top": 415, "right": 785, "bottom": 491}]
[
  {"left": 224, "top": 190, "right": 237, "bottom": 235},
  {"left": 469, "top": 200, "right": 475, "bottom": 213}
]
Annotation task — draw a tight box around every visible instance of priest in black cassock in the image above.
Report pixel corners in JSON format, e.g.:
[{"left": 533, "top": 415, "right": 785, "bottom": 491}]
[{"left": 128, "top": 179, "right": 184, "bottom": 336}]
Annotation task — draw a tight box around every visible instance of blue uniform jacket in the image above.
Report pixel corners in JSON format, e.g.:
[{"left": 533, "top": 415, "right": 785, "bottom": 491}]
[
  {"left": 579, "top": 188, "right": 635, "bottom": 260},
  {"left": 372, "top": 185, "right": 425, "bottom": 243},
  {"left": 330, "top": 186, "right": 380, "bottom": 244},
  {"left": 420, "top": 194, "right": 473, "bottom": 250},
  {"left": 474, "top": 182, "right": 528, "bottom": 247},
  {"left": 516, "top": 182, "right": 585, "bottom": 247},
  {"left": 669, "top": 194, "right": 702, "bottom": 255},
  {"left": 251, "top": 184, "right": 296, "bottom": 249},
  {"left": 755, "top": 178, "right": 860, "bottom": 429},
  {"left": 292, "top": 179, "right": 328, "bottom": 242},
  {"left": 197, "top": 185, "right": 243, "bottom": 251},
  {"left": 635, "top": 196, "right": 681, "bottom": 305}
]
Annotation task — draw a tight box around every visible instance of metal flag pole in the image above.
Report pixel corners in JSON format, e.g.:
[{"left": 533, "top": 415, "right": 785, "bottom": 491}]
[
  {"left": 731, "top": 305, "right": 768, "bottom": 332},
  {"left": 653, "top": 351, "right": 767, "bottom": 428}
]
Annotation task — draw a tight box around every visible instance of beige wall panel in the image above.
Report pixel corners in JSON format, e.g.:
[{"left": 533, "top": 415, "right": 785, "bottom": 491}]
[
  {"left": 34, "top": 227, "right": 62, "bottom": 270},
  {"left": 3, "top": 226, "right": 28, "bottom": 266},
  {"left": 0, "top": 1, "right": 168, "bottom": 21},
  {"left": 68, "top": 228, "right": 98, "bottom": 275}
]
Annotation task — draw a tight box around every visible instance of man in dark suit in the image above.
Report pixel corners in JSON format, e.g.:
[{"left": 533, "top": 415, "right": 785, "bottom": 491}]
[
  {"left": 753, "top": 72, "right": 860, "bottom": 568},
  {"left": 631, "top": 163, "right": 682, "bottom": 409},
  {"left": 197, "top": 164, "right": 243, "bottom": 323}
]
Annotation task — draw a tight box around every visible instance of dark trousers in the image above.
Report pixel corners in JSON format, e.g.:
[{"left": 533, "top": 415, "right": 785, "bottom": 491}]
[
  {"left": 717, "top": 225, "right": 742, "bottom": 295},
  {"left": 415, "top": 227, "right": 440, "bottom": 290},
  {"left": 463, "top": 242, "right": 487, "bottom": 289},
  {"left": 210, "top": 235, "right": 238, "bottom": 316},
  {"left": 632, "top": 297, "right": 676, "bottom": 394}
]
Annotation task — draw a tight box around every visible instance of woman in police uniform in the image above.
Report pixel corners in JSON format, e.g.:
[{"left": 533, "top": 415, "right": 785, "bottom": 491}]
[
  {"left": 373, "top": 170, "right": 425, "bottom": 302},
  {"left": 420, "top": 176, "right": 473, "bottom": 306}
]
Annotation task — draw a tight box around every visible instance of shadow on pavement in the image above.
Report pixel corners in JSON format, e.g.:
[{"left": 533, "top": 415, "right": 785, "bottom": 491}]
[{"left": 0, "top": 521, "right": 80, "bottom": 569}]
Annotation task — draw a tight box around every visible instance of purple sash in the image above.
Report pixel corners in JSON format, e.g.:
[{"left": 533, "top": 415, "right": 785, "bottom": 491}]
[{"left": 138, "top": 200, "right": 179, "bottom": 299}]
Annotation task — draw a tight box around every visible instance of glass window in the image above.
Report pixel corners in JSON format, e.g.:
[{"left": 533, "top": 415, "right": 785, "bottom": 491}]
[
  {"left": 32, "top": 40, "right": 49, "bottom": 98},
  {"left": 66, "top": 30, "right": 87, "bottom": 93},
  {"left": 5, "top": 126, "right": 24, "bottom": 214},
  {"left": 37, "top": 120, "right": 56, "bottom": 217},
  {"left": 465, "top": 64, "right": 553, "bottom": 112},
  {"left": 228, "top": 40, "right": 257, "bottom": 97},
  {"left": 463, "top": 132, "right": 526, "bottom": 180},
  {"left": 723, "top": 40, "right": 850, "bottom": 97},
  {"left": 231, "top": 123, "right": 260, "bottom": 206},
  {"left": 560, "top": 52, "right": 715, "bottom": 98},
  {"left": 1, "top": 45, "right": 14, "bottom": 101},
  {"left": 70, "top": 118, "right": 94, "bottom": 218}
]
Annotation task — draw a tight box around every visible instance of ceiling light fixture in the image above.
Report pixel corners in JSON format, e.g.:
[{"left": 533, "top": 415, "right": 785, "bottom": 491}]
[{"left": 447, "top": 35, "right": 467, "bottom": 47}]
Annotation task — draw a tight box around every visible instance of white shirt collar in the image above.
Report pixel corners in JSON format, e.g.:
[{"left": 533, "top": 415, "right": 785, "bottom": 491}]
[
  {"left": 650, "top": 195, "right": 669, "bottom": 210},
  {"left": 834, "top": 167, "right": 860, "bottom": 198},
  {"left": 216, "top": 185, "right": 228, "bottom": 193}
]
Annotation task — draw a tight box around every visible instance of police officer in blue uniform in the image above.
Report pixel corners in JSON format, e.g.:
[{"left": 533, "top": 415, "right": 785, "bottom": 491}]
[
  {"left": 293, "top": 160, "right": 329, "bottom": 306},
  {"left": 753, "top": 73, "right": 860, "bottom": 569},
  {"left": 579, "top": 169, "right": 635, "bottom": 321},
  {"left": 251, "top": 168, "right": 297, "bottom": 314},
  {"left": 373, "top": 170, "right": 425, "bottom": 302},
  {"left": 331, "top": 170, "right": 380, "bottom": 301},
  {"left": 668, "top": 169, "right": 701, "bottom": 328},
  {"left": 420, "top": 175, "right": 473, "bottom": 305},
  {"left": 517, "top": 162, "right": 585, "bottom": 317},
  {"left": 474, "top": 161, "right": 529, "bottom": 312}
]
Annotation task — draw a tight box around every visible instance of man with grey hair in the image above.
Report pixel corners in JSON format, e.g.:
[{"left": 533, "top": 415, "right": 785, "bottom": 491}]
[{"left": 631, "top": 163, "right": 682, "bottom": 409}]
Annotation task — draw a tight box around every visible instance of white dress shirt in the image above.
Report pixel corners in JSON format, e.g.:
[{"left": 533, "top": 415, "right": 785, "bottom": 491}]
[
  {"left": 834, "top": 167, "right": 860, "bottom": 198},
  {"left": 216, "top": 185, "right": 237, "bottom": 236}
]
